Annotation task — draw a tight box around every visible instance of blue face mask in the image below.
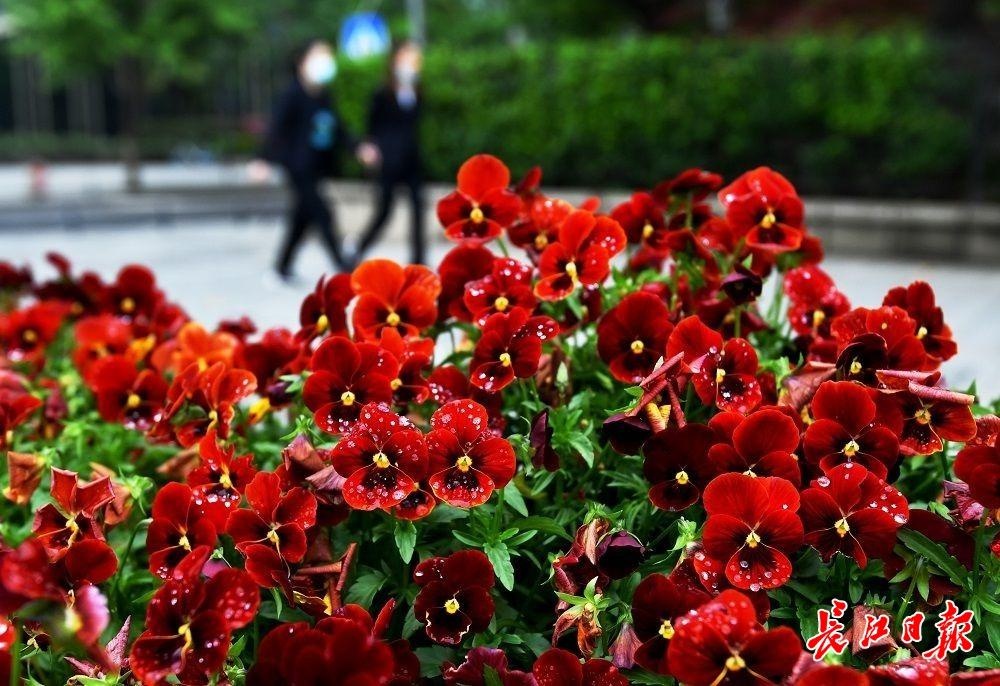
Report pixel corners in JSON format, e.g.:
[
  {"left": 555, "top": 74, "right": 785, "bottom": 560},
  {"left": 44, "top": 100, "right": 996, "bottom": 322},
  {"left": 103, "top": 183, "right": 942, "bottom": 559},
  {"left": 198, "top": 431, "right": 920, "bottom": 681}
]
[{"left": 304, "top": 54, "right": 337, "bottom": 86}]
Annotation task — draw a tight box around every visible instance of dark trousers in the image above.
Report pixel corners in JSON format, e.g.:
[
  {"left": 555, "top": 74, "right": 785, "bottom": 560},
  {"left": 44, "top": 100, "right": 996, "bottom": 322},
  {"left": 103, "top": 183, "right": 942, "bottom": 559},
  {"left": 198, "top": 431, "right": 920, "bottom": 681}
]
[
  {"left": 356, "top": 167, "right": 426, "bottom": 265},
  {"left": 277, "top": 172, "right": 346, "bottom": 275}
]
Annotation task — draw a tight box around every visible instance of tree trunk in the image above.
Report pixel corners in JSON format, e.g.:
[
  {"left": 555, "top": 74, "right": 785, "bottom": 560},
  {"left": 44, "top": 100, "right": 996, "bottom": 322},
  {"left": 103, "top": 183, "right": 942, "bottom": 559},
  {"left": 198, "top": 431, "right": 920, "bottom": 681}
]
[{"left": 116, "top": 58, "right": 146, "bottom": 193}]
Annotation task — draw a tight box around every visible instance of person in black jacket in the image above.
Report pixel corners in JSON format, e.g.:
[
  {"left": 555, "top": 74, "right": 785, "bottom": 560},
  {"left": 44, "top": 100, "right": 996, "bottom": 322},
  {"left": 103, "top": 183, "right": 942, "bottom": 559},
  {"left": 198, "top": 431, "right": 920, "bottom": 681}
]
[
  {"left": 352, "top": 40, "right": 425, "bottom": 266},
  {"left": 253, "top": 39, "right": 378, "bottom": 280}
]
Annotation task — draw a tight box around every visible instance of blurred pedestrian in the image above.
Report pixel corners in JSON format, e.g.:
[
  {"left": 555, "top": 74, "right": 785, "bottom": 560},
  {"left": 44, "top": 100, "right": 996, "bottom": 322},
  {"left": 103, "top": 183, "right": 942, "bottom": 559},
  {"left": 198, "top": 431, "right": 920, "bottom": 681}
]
[
  {"left": 251, "top": 39, "right": 379, "bottom": 282},
  {"left": 352, "top": 40, "right": 425, "bottom": 266}
]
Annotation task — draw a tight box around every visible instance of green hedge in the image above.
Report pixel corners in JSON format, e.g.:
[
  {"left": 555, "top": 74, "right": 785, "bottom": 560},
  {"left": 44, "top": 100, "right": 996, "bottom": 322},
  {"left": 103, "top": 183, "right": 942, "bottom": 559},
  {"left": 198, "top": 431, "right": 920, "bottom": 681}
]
[{"left": 335, "top": 31, "right": 981, "bottom": 198}]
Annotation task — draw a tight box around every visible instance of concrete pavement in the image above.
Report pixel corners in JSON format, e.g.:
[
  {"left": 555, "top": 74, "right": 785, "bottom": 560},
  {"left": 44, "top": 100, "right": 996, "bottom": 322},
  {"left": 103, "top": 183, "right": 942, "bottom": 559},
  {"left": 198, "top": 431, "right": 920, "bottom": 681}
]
[{"left": 2, "top": 214, "right": 997, "bottom": 400}]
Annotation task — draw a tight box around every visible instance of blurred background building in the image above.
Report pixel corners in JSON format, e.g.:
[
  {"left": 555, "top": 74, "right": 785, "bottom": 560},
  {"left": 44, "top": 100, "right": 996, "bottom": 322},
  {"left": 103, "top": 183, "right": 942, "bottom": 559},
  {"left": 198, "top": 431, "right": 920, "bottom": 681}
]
[{"left": 0, "top": 0, "right": 997, "bottom": 199}]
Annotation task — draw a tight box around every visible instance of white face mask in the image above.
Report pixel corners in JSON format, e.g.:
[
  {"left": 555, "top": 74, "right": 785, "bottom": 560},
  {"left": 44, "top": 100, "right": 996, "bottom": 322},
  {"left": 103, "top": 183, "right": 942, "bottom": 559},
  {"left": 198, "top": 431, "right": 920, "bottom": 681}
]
[{"left": 304, "top": 53, "right": 337, "bottom": 86}]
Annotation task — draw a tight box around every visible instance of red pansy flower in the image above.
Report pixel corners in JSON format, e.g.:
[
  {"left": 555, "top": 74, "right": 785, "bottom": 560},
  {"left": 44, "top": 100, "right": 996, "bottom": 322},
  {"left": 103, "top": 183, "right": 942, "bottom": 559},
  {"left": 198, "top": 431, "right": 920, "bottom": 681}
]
[
  {"left": 883, "top": 281, "right": 957, "bottom": 363},
  {"left": 145, "top": 482, "right": 219, "bottom": 579},
  {"left": 303, "top": 336, "right": 399, "bottom": 434},
  {"left": 240, "top": 327, "right": 307, "bottom": 403},
  {"left": 157, "top": 360, "right": 257, "bottom": 447},
  {"left": 247, "top": 615, "right": 396, "bottom": 685},
  {"left": 802, "top": 381, "right": 901, "bottom": 479},
  {"left": 784, "top": 266, "right": 851, "bottom": 338},
  {"left": 533, "top": 648, "right": 628, "bottom": 686},
  {"left": 443, "top": 647, "right": 534, "bottom": 686},
  {"left": 470, "top": 308, "right": 559, "bottom": 393},
  {"left": 72, "top": 314, "right": 134, "bottom": 376},
  {"left": 701, "top": 474, "right": 804, "bottom": 590},
  {"left": 393, "top": 484, "right": 438, "bottom": 522},
  {"left": 378, "top": 327, "right": 434, "bottom": 406},
  {"left": 0, "top": 538, "right": 116, "bottom": 645},
  {"left": 33, "top": 467, "right": 116, "bottom": 552},
  {"left": 629, "top": 573, "right": 710, "bottom": 675},
  {"left": 866, "top": 658, "right": 949, "bottom": 686},
  {"left": 831, "top": 306, "right": 931, "bottom": 382},
  {"left": 329, "top": 403, "right": 428, "bottom": 510},
  {"left": 413, "top": 550, "right": 495, "bottom": 645},
  {"left": 426, "top": 400, "right": 516, "bottom": 507},
  {"left": 227, "top": 471, "right": 318, "bottom": 570},
  {"left": 655, "top": 168, "right": 724, "bottom": 203},
  {"left": 509, "top": 194, "right": 579, "bottom": 258},
  {"left": 597, "top": 291, "right": 673, "bottom": 384},
  {"left": 643, "top": 424, "right": 719, "bottom": 512},
  {"left": 892, "top": 383, "right": 976, "bottom": 456},
  {"left": 708, "top": 409, "right": 802, "bottom": 485},
  {"left": 718, "top": 167, "right": 804, "bottom": 253},
  {"left": 351, "top": 260, "right": 441, "bottom": 340},
  {"left": 666, "top": 316, "right": 762, "bottom": 414},
  {"left": 800, "top": 463, "right": 909, "bottom": 567},
  {"left": 954, "top": 443, "right": 1000, "bottom": 509},
  {"left": 0, "top": 390, "right": 42, "bottom": 451},
  {"left": 437, "top": 244, "right": 496, "bottom": 322},
  {"left": 535, "top": 210, "right": 626, "bottom": 301},
  {"left": 87, "top": 355, "right": 167, "bottom": 430},
  {"left": 669, "top": 589, "right": 802, "bottom": 686},
  {"left": 610, "top": 192, "right": 669, "bottom": 248},
  {"left": 187, "top": 432, "right": 257, "bottom": 530},
  {"left": 150, "top": 321, "right": 238, "bottom": 375},
  {"left": 0, "top": 300, "right": 67, "bottom": 363},
  {"left": 463, "top": 257, "right": 537, "bottom": 326},
  {"left": 130, "top": 547, "right": 258, "bottom": 686},
  {"left": 437, "top": 154, "right": 523, "bottom": 244},
  {"left": 106, "top": 264, "right": 162, "bottom": 321},
  {"left": 297, "top": 273, "right": 352, "bottom": 341}
]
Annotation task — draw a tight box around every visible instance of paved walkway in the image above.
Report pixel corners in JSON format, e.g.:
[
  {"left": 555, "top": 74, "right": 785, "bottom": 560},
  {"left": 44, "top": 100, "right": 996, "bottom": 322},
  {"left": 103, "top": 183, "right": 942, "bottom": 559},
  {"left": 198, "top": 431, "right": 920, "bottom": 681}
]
[{"left": 3, "top": 215, "right": 997, "bottom": 400}]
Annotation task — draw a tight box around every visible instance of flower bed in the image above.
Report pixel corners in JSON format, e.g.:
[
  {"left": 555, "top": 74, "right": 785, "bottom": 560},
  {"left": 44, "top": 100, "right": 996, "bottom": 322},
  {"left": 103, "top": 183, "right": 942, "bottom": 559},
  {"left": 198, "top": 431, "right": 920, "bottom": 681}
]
[{"left": 0, "top": 155, "right": 998, "bottom": 685}]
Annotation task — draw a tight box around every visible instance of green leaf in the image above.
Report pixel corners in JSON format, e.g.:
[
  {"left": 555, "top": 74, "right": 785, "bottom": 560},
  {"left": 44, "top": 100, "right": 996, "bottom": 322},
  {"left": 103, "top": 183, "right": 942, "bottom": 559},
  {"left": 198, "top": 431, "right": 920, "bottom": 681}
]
[
  {"left": 485, "top": 541, "right": 516, "bottom": 591},
  {"left": 897, "top": 529, "right": 969, "bottom": 587},
  {"left": 346, "top": 569, "right": 387, "bottom": 608},
  {"left": 395, "top": 521, "right": 418, "bottom": 563},
  {"left": 483, "top": 666, "right": 504, "bottom": 686},
  {"left": 503, "top": 482, "right": 529, "bottom": 517},
  {"left": 515, "top": 516, "right": 573, "bottom": 541}
]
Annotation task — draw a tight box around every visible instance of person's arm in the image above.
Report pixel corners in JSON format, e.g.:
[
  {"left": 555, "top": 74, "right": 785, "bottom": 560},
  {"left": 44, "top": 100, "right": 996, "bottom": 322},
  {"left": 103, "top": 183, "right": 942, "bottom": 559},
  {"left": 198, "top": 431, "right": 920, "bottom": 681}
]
[
  {"left": 335, "top": 100, "right": 379, "bottom": 168},
  {"left": 259, "top": 86, "right": 296, "bottom": 165}
]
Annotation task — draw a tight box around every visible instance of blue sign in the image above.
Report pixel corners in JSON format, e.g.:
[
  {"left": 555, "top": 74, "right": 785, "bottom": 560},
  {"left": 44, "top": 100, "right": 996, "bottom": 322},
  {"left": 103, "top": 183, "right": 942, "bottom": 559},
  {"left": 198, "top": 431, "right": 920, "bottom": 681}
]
[{"left": 339, "top": 12, "right": 391, "bottom": 61}]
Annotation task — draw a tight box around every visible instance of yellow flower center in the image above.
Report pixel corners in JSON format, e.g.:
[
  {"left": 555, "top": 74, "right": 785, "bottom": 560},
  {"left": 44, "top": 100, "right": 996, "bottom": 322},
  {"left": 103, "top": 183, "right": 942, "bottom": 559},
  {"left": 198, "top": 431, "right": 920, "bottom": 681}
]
[
  {"left": 249, "top": 396, "right": 271, "bottom": 423},
  {"left": 499, "top": 352, "right": 512, "bottom": 367},
  {"left": 715, "top": 367, "right": 727, "bottom": 384},
  {"left": 445, "top": 598, "right": 461, "bottom": 614},
  {"left": 760, "top": 210, "right": 776, "bottom": 229},
  {"left": 745, "top": 531, "right": 761, "bottom": 548},
  {"left": 914, "top": 408, "right": 932, "bottom": 425},
  {"left": 372, "top": 452, "right": 390, "bottom": 469},
  {"left": 390, "top": 378, "right": 403, "bottom": 391},
  {"left": 659, "top": 619, "right": 675, "bottom": 640},
  {"left": 726, "top": 655, "right": 746, "bottom": 672},
  {"left": 494, "top": 296, "right": 510, "bottom": 312},
  {"left": 386, "top": 312, "right": 401, "bottom": 327},
  {"left": 266, "top": 528, "right": 281, "bottom": 547},
  {"left": 675, "top": 470, "right": 690, "bottom": 485},
  {"left": 22, "top": 329, "right": 38, "bottom": 343},
  {"left": 178, "top": 533, "right": 191, "bottom": 550},
  {"left": 849, "top": 359, "right": 863, "bottom": 375},
  {"left": 455, "top": 455, "right": 473, "bottom": 472},
  {"left": 916, "top": 325, "right": 928, "bottom": 340},
  {"left": 120, "top": 297, "right": 136, "bottom": 314},
  {"left": 126, "top": 393, "right": 142, "bottom": 409},
  {"left": 744, "top": 469, "right": 758, "bottom": 478},
  {"left": 316, "top": 314, "right": 329, "bottom": 333},
  {"left": 812, "top": 309, "right": 826, "bottom": 329},
  {"left": 630, "top": 339, "right": 645, "bottom": 354},
  {"left": 219, "top": 471, "right": 233, "bottom": 490},
  {"left": 470, "top": 207, "right": 485, "bottom": 224},
  {"left": 565, "top": 261, "right": 578, "bottom": 281},
  {"left": 178, "top": 621, "right": 194, "bottom": 652},
  {"left": 835, "top": 518, "right": 851, "bottom": 537},
  {"left": 341, "top": 390, "right": 356, "bottom": 406},
  {"left": 642, "top": 222, "right": 655, "bottom": 239},
  {"left": 64, "top": 605, "right": 83, "bottom": 634},
  {"left": 534, "top": 234, "right": 548, "bottom": 250},
  {"left": 843, "top": 440, "right": 860, "bottom": 458}
]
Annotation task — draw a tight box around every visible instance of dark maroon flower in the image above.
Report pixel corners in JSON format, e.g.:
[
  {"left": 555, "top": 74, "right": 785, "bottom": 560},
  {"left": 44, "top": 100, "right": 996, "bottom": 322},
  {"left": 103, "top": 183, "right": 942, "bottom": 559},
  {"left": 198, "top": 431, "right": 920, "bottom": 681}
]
[
  {"left": 413, "top": 550, "right": 495, "bottom": 645},
  {"left": 146, "top": 482, "right": 218, "bottom": 579},
  {"left": 597, "top": 292, "right": 673, "bottom": 384},
  {"left": 708, "top": 408, "right": 802, "bottom": 485},
  {"left": 442, "top": 647, "right": 534, "bottom": 686},
  {"left": 630, "top": 573, "right": 710, "bottom": 675},
  {"left": 533, "top": 648, "right": 628, "bottom": 686},
  {"left": 643, "top": 424, "right": 719, "bottom": 511},
  {"left": 954, "top": 443, "right": 1000, "bottom": 509}
]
